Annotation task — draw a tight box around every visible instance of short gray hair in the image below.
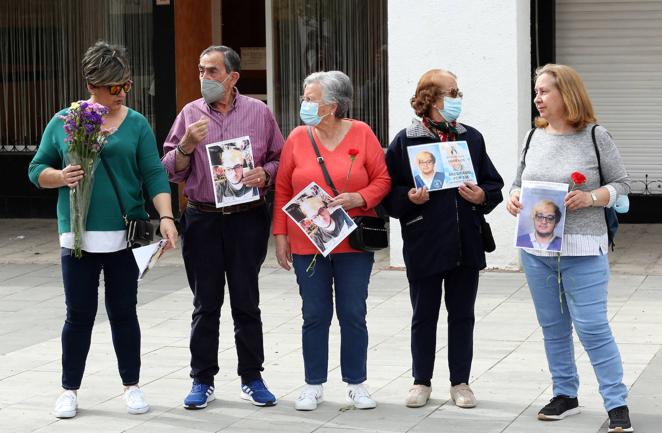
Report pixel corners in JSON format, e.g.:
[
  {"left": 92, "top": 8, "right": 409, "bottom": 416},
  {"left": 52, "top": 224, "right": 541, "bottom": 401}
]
[
  {"left": 303, "top": 71, "right": 353, "bottom": 118},
  {"left": 81, "top": 41, "right": 131, "bottom": 86},
  {"left": 200, "top": 45, "right": 241, "bottom": 73}
]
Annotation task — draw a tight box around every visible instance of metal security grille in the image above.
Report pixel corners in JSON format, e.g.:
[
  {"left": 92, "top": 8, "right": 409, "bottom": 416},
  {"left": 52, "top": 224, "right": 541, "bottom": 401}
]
[
  {"left": 556, "top": 0, "right": 662, "bottom": 194},
  {"left": 0, "top": 0, "right": 154, "bottom": 153},
  {"left": 272, "top": 0, "right": 388, "bottom": 146}
]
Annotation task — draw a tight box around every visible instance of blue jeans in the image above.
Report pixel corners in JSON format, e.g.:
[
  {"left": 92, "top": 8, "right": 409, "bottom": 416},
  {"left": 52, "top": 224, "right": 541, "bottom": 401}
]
[
  {"left": 520, "top": 251, "right": 628, "bottom": 411},
  {"left": 293, "top": 252, "right": 374, "bottom": 385}
]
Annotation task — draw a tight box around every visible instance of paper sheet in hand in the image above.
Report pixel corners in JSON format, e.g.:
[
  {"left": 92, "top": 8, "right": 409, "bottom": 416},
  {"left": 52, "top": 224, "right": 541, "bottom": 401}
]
[
  {"left": 282, "top": 181, "right": 356, "bottom": 257},
  {"left": 132, "top": 239, "right": 167, "bottom": 281}
]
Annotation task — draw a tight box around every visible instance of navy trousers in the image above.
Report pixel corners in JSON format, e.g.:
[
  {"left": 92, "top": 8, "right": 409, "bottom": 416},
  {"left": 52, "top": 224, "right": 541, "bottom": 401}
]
[
  {"left": 181, "top": 204, "right": 270, "bottom": 385},
  {"left": 409, "top": 266, "right": 479, "bottom": 385},
  {"left": 60, "top": 248, "right": 140, "bottom": 390}
]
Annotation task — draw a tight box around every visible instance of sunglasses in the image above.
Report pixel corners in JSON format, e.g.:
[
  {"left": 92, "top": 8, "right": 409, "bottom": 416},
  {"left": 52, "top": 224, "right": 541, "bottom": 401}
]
[{"left": 107, "top": 80, "right": 133, "bottom": 96}]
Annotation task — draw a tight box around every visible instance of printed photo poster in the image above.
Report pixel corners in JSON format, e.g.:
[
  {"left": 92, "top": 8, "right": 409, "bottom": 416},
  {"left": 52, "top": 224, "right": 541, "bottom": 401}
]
[
  {"left": 515, "top": 180, "right": 569, "bottom": 252},
  {"left": 407, "top": 141, "right": 477, "bottom": 191},
  {"left": 282, "top": 182, "right": 356, "bottom": 257},
  {"left": 206, "top": 136, "right": 259, "bottom": 208},
  {"left": 440, "top": 141, "right": 478, "bottom": 187}
]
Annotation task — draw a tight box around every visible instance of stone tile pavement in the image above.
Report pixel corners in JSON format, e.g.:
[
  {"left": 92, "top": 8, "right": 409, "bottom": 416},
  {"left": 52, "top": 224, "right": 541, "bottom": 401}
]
[{"left": 0, "top": 220, "right": 660, "bottom": 432}]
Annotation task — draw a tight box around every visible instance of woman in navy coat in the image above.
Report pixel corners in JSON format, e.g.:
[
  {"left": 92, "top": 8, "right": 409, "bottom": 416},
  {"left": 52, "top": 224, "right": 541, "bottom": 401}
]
[{"left": 382, "top": 69, "right": 503, "bottom": 409}]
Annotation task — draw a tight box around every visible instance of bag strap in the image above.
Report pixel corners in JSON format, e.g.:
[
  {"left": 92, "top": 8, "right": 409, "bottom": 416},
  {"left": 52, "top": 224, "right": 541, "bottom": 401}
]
[
  {"left": 307, "top": 126, "right": 339, "bottom": 195},
  {"left": 100, "top": 156, "right": 128, "bottom": 225},
  {"left": 591, "top": 124, "right": 605, "bottom": 185},
  {"left": 521, "top": 128, "right": 536, "bottom": 163}
]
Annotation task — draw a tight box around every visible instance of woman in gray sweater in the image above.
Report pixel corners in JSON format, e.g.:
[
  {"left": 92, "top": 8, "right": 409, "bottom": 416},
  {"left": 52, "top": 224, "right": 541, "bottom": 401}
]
[{"left": 507, "top": 64, "right": 633, "bottom": 433}]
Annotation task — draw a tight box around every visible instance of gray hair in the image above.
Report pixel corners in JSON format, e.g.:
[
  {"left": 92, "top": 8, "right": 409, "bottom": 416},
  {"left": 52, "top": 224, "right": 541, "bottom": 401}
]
[
  {"left": 200, "top": 45, "right": 241, "bottom": 73},
  {"left": 81, "top": 41, "right": 131, "bottom": 86},
  {"left": 303, "top": 71, "right": 353, "bottom": 118}
]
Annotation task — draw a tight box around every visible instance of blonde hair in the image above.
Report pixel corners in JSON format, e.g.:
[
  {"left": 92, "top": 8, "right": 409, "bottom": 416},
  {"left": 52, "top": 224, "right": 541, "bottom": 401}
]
[
  {"left": 531, "top": 199, "right": 561, "bottom": 223},
  {"left": 534, "top": 64, "right": 597, "bottom": 129},
  {"left": 299, "top": 196, "right": 325, "bottom": 218},
  {"left": 415, "top": 150, "right": 435, "bottom": 164}
]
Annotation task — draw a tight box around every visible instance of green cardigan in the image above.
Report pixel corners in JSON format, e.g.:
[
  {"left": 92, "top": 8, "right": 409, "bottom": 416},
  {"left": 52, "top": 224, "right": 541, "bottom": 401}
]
[{"left": 28, "top": 108, "right": 171, "bottom": 234}]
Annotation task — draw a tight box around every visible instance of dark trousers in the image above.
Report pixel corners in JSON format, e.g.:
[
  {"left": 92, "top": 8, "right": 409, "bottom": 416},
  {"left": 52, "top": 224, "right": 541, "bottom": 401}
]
[
  {"left": 409, "top": 266, "right": 479, "bottom": 385},
  {"left": 60, "top": 248, "right": 140, "bottom": 390},
  {"left": 181, "top": 204, "right": 270, "bottom": 385}
]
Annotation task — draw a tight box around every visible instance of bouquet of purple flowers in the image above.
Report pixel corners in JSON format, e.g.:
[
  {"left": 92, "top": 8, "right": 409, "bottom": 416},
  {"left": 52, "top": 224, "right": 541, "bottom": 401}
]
[{"left": 59, "top": 101, "right": 111, "bottom": 258}]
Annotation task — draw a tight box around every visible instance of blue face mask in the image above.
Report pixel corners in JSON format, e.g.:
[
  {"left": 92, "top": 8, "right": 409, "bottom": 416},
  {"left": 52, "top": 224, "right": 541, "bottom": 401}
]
[
  {"left": 614, "top": 195, "right": 629, "bottom": 214},
  {"left": 437, "top": 96, "right": 462, "bottom": 122},
  {"left": 300, "top": 101, "right": 328, "bottom": 126}
]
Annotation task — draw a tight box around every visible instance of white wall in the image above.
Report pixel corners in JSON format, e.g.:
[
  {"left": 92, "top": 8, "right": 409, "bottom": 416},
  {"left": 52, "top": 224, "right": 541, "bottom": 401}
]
[{"left": 387, "top": 0, "right": 531, "bottom": 270}]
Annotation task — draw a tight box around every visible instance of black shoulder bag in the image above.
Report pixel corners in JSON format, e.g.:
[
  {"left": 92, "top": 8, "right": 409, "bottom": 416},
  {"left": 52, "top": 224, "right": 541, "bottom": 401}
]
[
  {"left": 306, "top": 127, "right": 388, "bottom": 252},
  {"left": 101, "top": 157, "right": 154, "bottom": 248},
  {"left": 522, "top": 125, "right": 618, "bottom": 250}
]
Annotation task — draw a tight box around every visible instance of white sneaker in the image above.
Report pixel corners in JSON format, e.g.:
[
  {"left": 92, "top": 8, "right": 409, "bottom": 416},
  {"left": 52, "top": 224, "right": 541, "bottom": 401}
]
[
  {"left": 54, "top": 390, "right": 77, "bottom": 418},
  {"left": 295, "top": 384, "right": 324, "bottom": 411},
  {"left": 124, "top": 385, "right": 150, "bottom": 414},
  {"left": 346, "top": 383, "right": 377, "bottom": 409}
]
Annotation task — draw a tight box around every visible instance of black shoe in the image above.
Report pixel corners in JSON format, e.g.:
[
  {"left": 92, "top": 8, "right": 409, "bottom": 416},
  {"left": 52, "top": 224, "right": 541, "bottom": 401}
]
[
  {"left": 538, "top": 395, "right": 580, "bottom": 420},
  {"left": 608, "top": 405, "right": 634, "bottom": 432}
]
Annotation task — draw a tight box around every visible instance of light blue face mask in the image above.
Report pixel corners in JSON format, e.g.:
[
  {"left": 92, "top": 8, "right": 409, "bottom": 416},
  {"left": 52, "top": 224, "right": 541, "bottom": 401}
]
[
  {"left": 299, "top": 101, "right": 329, "bottom": 126},
  {"left": 437, "top": 96, "right": 463, "bottom": 122},
  {"left": 614, "top": 195, "right": 629, "bottom": 214}
]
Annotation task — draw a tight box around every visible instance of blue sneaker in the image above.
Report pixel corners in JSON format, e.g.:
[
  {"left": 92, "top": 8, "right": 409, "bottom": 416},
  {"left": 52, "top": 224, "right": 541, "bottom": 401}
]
[
  {"left": 183, "top": 381, "right": 215, "bottom": 409},
  {"left": 240, "top": 379, "right": 277, "bottom": 406}
]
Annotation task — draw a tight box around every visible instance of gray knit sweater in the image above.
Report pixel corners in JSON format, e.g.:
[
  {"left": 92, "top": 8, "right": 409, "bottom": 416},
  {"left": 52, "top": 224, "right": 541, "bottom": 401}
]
[{"left": 511, "top": 124, "right": 630, "bottom": 256}]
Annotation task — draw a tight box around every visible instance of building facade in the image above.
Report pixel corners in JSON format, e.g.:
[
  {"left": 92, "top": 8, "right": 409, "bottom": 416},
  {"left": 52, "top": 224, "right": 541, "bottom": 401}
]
[{"left": 1, "top": 0, "right": 660, "bottom": 269}]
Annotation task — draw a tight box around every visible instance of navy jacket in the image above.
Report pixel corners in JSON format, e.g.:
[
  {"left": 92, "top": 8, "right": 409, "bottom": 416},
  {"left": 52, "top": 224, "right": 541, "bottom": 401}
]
[{"left": 382, "top": 121, "right": 504, "bottom": 280}]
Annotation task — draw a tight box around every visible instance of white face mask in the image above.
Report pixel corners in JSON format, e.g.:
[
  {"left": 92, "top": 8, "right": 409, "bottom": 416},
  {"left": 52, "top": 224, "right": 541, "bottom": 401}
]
[{"left": 200, "top": 75, "right": 230, "bottom": 104}]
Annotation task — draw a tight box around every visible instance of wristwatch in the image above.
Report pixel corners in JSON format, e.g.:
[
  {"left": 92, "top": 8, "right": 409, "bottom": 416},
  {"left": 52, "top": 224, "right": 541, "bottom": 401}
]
[{"left": 590, "top": 191, "right": 598, "bottom": 206}]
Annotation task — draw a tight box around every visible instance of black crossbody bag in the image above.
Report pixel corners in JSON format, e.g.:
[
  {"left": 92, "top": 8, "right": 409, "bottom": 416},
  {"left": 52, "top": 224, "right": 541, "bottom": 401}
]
[
  {"left": 101, "top": 157, "right": 154, "bottom": 248},
  {"left": 306, "top": 127, "right": 388, "bottom": 252}
]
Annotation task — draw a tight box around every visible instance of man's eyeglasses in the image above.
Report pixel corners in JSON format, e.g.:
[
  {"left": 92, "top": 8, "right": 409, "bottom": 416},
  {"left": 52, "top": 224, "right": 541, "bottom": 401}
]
[
  {"left": 107, "top": 80, "right": 133, "bottom": 96},
  {"left": 534, "top": 213, "right": 556, "bottom": 223},
  {"left": 442, "top": 88, "right": 463, "bottom": 98}
]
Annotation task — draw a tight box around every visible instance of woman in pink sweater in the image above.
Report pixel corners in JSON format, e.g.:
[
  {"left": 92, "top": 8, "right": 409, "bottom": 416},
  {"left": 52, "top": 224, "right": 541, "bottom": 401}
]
[{"left": 273, "top": 71, "right": 390, "bottom": 411}]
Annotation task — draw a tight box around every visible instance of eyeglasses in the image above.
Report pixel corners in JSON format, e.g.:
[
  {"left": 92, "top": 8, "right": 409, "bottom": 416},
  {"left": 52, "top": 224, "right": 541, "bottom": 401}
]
[
  {"left": 534, "top": 213, "right": 556, "bottom": 223},
  {"left": 107, "top": 80, "right": 133, "bottom": 96},
  {"left": 442, "top": 88, "right": 463, "bottom": 98},
  {"left": 418, "top": 159, "right": 434, "bottom": 166}
]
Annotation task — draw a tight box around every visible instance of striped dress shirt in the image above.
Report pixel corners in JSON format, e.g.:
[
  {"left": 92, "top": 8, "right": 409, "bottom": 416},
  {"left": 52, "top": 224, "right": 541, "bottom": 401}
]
[{"left": 162, "top": 90, "right": 285, "bottom": 203}]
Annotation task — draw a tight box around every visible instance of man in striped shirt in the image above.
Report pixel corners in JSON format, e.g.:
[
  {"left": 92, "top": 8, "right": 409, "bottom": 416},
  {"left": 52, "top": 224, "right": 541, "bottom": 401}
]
[{"left": 162, "top": 45, "right": 284, "bottom": 409}]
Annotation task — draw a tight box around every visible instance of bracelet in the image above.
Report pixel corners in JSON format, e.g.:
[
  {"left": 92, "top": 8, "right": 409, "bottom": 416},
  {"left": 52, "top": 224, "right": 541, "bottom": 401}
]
[
  {"left": 160, "top": 216, "right": 176, "bottom": 221},
  {"left": 177, "top": 144, "right": 192, "bottom": 157}
]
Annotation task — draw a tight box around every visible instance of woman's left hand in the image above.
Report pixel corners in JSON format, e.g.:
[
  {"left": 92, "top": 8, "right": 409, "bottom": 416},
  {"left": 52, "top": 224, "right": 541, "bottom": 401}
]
[
  {"left": 159, "top": 218, "right": 178, "bottom": 251},
  {"left": 328, "top": 192, "right": 365, "bottom": 210},
  {"left": 458, "top": 182, "right": 486, "bottom": 205},
  {"left": 565, "top": 190, "right": 592, "bottom": 211}
]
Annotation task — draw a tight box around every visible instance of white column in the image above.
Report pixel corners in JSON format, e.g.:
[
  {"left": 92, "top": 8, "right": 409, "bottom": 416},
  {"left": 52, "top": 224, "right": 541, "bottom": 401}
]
[{"left": 387, "top": 0, "right": 531, "bottom": 270}]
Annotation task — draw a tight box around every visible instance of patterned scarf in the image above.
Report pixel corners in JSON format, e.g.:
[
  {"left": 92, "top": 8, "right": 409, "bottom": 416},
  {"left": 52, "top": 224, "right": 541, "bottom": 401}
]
[{"left": 423, "top": 117, "right": 458, "bottom": 142}]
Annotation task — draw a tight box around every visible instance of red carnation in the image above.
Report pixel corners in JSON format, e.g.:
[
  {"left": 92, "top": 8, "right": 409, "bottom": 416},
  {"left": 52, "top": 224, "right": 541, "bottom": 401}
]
[
  {"left": 570, "top": 171, "right": 586, "bottom": 186},
  {"left": 348, "top": 148, "right": 359, "bottom": 158}
]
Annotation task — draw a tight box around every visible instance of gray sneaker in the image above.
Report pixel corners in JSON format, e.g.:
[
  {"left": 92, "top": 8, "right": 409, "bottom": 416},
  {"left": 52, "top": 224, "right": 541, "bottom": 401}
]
[
  {"left": 406, "top": 385, "right": 432, "bottom": 408},
  {"left": 450, "top": 383, "right": 476, "bottom": 408}
]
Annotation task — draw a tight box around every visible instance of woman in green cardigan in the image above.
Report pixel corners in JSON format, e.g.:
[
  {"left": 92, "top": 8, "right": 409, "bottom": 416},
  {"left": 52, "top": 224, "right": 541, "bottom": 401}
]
[{"left": 28, "top": 41, "right": 178, "bottom": 419}]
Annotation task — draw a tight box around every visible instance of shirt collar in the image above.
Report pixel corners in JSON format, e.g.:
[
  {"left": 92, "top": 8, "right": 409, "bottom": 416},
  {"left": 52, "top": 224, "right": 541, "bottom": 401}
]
[
  {"left": 406, "top": 118, "right": 467, "bottom": 138},
  {"left": 205, "top": 87, "right": 241, "bottom": 114}
]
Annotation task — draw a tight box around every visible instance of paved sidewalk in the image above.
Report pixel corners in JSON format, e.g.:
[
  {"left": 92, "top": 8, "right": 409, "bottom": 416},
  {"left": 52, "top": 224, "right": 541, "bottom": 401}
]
[{"left": 0, "top": 221, "right": 660, "bottom": 432}]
